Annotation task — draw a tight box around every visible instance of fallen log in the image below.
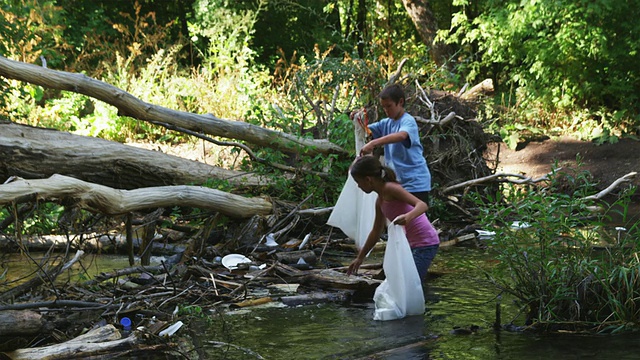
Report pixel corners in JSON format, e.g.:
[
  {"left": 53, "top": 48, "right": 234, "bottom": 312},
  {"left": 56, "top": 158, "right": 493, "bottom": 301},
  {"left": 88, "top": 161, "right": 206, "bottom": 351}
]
[
  {"left": 460, "top": 78, "right": 494, "bottom": 100},
  {"left": 84, "top": 265, "right": 166, "bottom": 286},
  {"left": 3, "top": 324, "right": 141, "bottom": 360},
  {"left": 582, "top": 172, "right": 637, "bottom": 201},
  {"left": 0, "top": 122, "right": 266, "bottom": 188},
  {"left": 274, "top": 250, "right": 317, "bottom": 265},
  {"left": 280, "top": 291, "right": 351, "bottom": 306},
  {"left": 439, "top": 233, "right": 477, "bottom": 247},
  {"left": 0, "top": 300, "right": 114, "bottom": 312},
  {"left": 0, "top": 310, "right": 43, "bottom": 336},
  {"left": 0, "top": 174, "right": 272, "bottom": 218},
  {"left": 0, "top": 233, "right": 186, "bottom": 255},
  {"left": 440, "top": 171, "right": 554, "bottom": 194},
  {"left": 301, "top": 269, "right": 381, "bottom": 297},
  {"left": 0, "top": 55, "right": 345, "bottom": 157}
]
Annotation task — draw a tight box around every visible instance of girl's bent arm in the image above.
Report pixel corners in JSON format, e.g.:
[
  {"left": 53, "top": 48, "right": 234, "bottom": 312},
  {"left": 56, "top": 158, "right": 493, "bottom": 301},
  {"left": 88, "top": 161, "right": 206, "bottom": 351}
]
[{"left": 387, "top": 182, "right": 428, "bottom": 225}]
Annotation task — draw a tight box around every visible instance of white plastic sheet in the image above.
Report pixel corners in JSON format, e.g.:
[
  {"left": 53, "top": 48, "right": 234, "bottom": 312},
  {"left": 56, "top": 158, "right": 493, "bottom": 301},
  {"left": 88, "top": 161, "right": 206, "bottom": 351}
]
[{"left": 373, "top": 223, "right": 425, "bottom": 321}]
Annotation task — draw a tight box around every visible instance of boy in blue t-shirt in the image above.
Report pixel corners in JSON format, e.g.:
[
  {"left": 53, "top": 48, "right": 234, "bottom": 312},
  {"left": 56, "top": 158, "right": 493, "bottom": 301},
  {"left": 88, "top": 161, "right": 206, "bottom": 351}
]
[{"left": 359, "top": 84, "right": 432, "bottom": 204}]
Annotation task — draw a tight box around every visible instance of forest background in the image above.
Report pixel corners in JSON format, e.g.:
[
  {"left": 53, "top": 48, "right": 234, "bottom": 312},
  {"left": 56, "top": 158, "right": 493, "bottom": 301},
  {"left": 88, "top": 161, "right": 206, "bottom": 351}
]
[
  {"left": 2, "top": 0, "right": 639, "bottom": 202},
  {"left": 1, "top": 0, "right": 640, "bottom": 333},
  {"left": 2, "top": 0, "right": 640, "bottom": 238}
]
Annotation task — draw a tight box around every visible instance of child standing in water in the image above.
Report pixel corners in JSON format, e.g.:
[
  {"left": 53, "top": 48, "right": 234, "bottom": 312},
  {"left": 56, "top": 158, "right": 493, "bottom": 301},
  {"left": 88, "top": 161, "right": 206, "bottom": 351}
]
[{"left": 346, "top": 155, "right": 439, "bottom": 281}]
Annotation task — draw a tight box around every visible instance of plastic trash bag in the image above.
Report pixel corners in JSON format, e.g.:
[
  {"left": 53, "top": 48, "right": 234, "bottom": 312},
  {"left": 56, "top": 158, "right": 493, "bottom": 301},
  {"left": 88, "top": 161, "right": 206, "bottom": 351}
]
[
  {"left": 373, "top": 223, "right": 425, "bottom": 321},
  {"left": 327, "top": 174, "right": 377, "bottom": 250},
  {"left": 327, "top": 109, "right": 376, "bottom": 250}
]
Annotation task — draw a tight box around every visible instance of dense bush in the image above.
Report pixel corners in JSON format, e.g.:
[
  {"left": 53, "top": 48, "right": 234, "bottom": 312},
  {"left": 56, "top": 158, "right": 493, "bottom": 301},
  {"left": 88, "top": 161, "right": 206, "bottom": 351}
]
[{"left": 473, "top": 167, "right": 640, "bottom": 331}]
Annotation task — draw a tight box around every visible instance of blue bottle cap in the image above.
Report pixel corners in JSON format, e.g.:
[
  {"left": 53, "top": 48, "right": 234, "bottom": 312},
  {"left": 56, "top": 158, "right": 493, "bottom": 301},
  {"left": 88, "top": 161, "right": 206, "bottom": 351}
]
[{"left": 120, "top": 317, "right": 132, "bottom": 328}]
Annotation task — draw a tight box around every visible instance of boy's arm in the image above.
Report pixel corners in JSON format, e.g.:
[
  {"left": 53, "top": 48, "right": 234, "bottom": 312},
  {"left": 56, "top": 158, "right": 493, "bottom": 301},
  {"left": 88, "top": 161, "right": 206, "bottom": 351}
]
[{"left": 360, "top": 131, "right": 408, "bottom": 155}]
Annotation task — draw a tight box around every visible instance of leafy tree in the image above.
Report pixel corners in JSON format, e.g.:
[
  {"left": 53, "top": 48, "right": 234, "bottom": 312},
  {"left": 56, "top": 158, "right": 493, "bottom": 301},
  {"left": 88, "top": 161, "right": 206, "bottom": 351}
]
[
  {"left": 440, "top": 0, "right": 640, "bottom": 121},
  {"left": 220, "top": 0, "right": 346, "bottom": 68}
]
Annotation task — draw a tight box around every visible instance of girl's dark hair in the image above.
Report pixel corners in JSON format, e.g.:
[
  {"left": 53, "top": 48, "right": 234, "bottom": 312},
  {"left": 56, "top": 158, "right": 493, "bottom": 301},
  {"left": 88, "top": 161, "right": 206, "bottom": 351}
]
[{"left": 350, "top": 155, "right": 397, "bottom": 183}]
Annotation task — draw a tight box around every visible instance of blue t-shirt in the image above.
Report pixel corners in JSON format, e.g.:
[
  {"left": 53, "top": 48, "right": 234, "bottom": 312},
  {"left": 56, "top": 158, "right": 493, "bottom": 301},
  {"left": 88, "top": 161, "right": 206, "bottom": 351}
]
[{"left": 369, "top": 112, "right": 431, "bottom": 192}]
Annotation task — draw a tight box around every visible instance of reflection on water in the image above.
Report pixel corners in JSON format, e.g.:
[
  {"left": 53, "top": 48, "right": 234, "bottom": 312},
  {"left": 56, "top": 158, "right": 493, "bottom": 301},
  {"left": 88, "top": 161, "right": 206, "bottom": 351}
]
[
  {"left": 198, "top": 302, "right": 430, "bottom": 359},
  {"left": 1, "top": 253, "right": 169, "bottom": 288}
]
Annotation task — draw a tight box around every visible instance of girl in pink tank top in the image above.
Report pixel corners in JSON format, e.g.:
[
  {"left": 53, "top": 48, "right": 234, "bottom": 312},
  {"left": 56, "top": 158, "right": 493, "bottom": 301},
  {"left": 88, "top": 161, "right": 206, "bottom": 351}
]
[{"left": 346, "top": 155, "right": 439, "bottom": 281}]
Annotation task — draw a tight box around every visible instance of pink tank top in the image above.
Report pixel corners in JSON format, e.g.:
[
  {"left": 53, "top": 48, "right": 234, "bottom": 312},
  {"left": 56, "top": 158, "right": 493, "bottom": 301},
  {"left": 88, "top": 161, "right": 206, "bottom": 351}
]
[{"left": 380, "top": 199, "right": 440, "bottom": 248}]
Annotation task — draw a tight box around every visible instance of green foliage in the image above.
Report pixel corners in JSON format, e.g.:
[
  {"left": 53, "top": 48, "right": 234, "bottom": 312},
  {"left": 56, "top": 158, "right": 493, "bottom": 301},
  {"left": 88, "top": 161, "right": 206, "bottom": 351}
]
[
  {"left": 261, "top": 48, "right": 384, "bottom": 139},
  {"left": 494, "top": 121, "right": 544, "bottom": 150},
  {"left": 190, "top": 0, "right": 261, "bottom": 74},
  {"left": 0, "top": 0, "right": 71, "bottom": 116},
  {"left": 236, "top": 50, "right": 387, "bottom": 207},
  {"left": 0, "top": 0, "right": 70, "bottom": 65},
  {"left": 178, "top": 304, "right": 204, "bottom": 317},
  {"left": 225, "top": 0, "right": 346, "bottom": 68},
  {"left": 1, "top": 203, "right": 65, "bottom": 235},
  {"left": 441, "top": 0, "right": 640, "bottom": 137},
  {"left": 473, "top": 168, "right": 640, "bottom": 328}
]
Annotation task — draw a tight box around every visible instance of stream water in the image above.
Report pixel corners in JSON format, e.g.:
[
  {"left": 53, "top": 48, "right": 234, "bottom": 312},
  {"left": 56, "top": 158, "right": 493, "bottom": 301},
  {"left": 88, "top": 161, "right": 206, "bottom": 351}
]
[
  {"left": 187, "top": 246, "right": 640, "bottom": 360},
  {"left": 4, "top": 247, "right": 640, "bottom": 359}
]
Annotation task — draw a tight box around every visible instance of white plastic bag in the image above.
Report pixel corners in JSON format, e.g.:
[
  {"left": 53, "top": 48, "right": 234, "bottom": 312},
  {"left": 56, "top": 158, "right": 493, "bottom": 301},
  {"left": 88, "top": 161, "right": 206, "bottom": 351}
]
[
  {"left": 373, "top": 223, "right": 425, "bottom": 321},
  {"left": 327, "top": 111, "right": 376, "bottom": 250},
  {"left": 326, "top": 174, "right": 377, "bottom": 250}
]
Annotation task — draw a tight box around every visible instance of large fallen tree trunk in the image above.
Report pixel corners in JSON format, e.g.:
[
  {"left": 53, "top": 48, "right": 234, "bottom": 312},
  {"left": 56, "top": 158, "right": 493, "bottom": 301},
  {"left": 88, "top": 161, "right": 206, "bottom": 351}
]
[
  {"left": 0, "top": 55, "right": 345, "bottom": 157},
  {"left": 0, "top": 174, "right": 272, "bottom": 218},
  {"left": 0, "top": 122, "right": 267, "bottom": 188}
]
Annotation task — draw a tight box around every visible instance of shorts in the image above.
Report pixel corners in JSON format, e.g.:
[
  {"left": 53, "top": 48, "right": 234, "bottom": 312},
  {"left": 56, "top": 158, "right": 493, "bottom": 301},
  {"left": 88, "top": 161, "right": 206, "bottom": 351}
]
[
  {"left": 412, "top": 244, "right": 439, "bottom": 281},
  {"left": 410, "top": 191, "right": 430, "bottom": 208}
]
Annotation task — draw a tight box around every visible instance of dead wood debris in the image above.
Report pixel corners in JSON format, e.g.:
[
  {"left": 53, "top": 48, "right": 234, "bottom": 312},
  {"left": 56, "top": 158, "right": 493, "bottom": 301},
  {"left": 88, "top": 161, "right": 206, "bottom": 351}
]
[{"left": 0, "top": 219, "right": 388, "bottom": 358}]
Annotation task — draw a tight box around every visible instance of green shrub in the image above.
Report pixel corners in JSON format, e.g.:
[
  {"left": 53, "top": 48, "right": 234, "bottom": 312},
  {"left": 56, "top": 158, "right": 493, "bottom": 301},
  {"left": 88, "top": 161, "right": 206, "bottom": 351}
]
[{"left": 473, "top": 166, "right": 640, "bottom": 330}]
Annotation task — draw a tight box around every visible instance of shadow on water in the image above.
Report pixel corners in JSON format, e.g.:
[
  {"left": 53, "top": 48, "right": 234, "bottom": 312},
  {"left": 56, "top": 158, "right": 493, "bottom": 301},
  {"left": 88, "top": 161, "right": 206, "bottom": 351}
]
[{"left": 191, "top": 246, "right": 640, "bottom": 360}]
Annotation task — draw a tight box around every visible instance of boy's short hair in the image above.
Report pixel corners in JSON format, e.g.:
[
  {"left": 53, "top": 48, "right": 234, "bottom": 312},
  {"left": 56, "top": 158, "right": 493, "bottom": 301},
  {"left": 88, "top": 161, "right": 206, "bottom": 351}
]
[{"left": 379, "top": 84, "right": 405, "bottom": 104}]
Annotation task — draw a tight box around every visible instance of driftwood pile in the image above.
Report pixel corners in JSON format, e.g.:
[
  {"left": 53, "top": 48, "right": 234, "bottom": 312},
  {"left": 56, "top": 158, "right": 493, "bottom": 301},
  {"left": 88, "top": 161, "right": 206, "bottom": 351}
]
[
  {"left": 0, "top": 185, "right": 501, "bottom": 360},
  {"left": 0, "top": 216, "right": 390, "bottom": 359}
]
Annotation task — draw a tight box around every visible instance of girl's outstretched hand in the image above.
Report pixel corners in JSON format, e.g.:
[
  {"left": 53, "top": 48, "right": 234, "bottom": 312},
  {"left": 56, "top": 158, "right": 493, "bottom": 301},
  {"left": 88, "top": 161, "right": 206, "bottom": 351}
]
[{"left": 347, "top": 257, "right": 363, "bottom": 276}]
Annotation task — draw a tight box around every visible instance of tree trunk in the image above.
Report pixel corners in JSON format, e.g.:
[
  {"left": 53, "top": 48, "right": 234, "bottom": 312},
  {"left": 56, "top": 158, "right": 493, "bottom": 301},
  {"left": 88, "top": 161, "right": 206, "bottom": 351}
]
[
  {"left": 0, "top": 122, "right": 267, "bottom": 189},
  {"left": 0, "top": 233, "right": 187, "bottom": 255},
  {"left": 401, "top": 0, "right": 449, "bottom": 65},
  {"left": 460, "top": 78, "right": 494, "bottom": 100},
  {"left": 0, "top": 174, "right": 272, "bottom": 218},
  {"left": 356, "top": 0, "right": 367, "bottom": 58},
  {"left": 0, "top": 55, "right": 345, "bottom": 157}
]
